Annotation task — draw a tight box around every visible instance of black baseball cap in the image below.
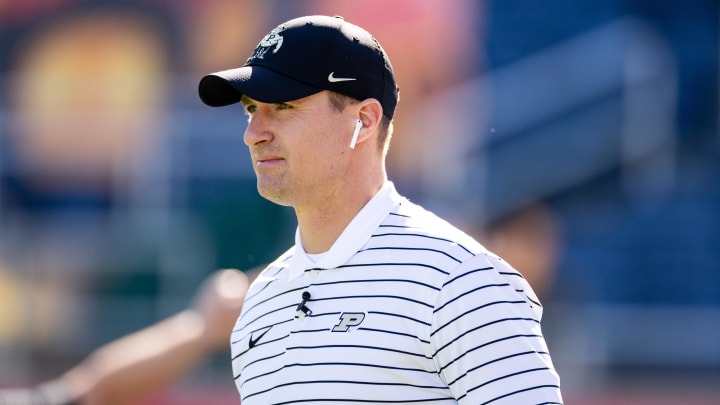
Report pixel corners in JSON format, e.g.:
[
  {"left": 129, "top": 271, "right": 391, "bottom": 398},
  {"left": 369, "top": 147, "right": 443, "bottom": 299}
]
[{"left": 198, "top": 15, "right": 399, "bottom": 119}]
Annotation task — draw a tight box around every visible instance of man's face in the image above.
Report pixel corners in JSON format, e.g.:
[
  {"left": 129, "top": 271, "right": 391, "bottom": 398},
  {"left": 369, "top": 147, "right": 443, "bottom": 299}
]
[{"left": 242, "top": 91, "right": 354, "bottom": 209}]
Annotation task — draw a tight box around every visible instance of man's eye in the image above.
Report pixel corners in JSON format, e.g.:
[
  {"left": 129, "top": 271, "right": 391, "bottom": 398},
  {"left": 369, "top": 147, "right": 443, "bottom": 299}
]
[
  {"left": 277, "top": 103, "right": 291, "bottom": 110},
  {"left": 246, "top": 105, "right": 257, "bottom": 114}
]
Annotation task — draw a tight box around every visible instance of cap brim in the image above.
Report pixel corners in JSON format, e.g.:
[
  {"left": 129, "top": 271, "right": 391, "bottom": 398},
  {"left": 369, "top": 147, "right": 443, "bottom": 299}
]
[{"left": 198, "top": 66, "right": 323, "bottom": 107}]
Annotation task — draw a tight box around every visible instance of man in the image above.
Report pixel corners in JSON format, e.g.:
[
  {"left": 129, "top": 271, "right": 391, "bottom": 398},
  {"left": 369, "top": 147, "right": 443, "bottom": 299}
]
[{"left": 198, "top": 15, "right": 563, "bottom": 404}]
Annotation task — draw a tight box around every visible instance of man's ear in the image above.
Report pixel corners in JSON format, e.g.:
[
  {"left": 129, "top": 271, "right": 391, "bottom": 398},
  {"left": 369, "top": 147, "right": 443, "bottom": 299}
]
[{"left": 354, "top": 98, "right": 383, "bottom": 146}]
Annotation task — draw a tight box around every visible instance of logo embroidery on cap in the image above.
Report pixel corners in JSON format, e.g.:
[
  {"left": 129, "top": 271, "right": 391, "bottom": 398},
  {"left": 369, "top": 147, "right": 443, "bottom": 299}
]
[
  {"left": 328, "top": 72, "right": 357, "bottom": 83},
  {"left": 253, "top": 26, "right": 284, "bottom": 59}
]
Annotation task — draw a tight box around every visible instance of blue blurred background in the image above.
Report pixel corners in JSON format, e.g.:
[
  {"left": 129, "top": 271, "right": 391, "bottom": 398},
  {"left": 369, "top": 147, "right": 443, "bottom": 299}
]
[{"left": 0, "top": 0, "right": 718, "bottom": 403}]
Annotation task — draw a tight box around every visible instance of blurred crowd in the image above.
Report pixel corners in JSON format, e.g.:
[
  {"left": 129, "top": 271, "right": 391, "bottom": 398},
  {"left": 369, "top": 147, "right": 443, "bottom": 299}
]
[{"left": 0, "top": 0, "right": 718, "bottom": 404}]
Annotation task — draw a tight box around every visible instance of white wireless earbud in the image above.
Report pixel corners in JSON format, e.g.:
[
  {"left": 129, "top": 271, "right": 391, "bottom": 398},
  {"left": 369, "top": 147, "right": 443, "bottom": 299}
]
[{"left": 350, "top": 119, "right": 362, "bottom": 149}]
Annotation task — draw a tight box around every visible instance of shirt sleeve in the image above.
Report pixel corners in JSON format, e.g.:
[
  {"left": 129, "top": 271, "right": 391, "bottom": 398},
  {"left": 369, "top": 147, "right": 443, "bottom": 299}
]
[{"left": 430, "top": 252, "right": 563, "bottom": 404}]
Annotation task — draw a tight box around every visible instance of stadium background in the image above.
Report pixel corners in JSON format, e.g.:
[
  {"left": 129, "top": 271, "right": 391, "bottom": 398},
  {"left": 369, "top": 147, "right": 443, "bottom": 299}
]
[{"left": 0, "top": 0, "right": 718, "bottom": 403}]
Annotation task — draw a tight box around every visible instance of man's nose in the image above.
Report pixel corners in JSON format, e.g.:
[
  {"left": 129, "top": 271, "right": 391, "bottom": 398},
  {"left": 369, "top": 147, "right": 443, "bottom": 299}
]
[{"left": 243, "top": 113, "right": 273, "bottom": 146}]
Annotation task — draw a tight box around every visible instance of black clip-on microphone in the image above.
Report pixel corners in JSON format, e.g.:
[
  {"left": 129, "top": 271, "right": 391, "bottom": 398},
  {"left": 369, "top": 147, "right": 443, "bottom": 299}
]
[{"left": 296, "top": 291, "right": 312, "bottom": 316}]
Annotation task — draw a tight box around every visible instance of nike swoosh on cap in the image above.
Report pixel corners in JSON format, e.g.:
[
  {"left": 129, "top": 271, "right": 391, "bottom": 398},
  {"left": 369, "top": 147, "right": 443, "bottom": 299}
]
[{"left": 328, "top": 72, "right": 357, "bottom": 82}]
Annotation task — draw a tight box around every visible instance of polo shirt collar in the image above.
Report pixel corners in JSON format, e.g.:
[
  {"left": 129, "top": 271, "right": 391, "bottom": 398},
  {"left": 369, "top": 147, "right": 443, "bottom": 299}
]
[{"left": 287, "top": 181, "right": 403, "bottom": 280}]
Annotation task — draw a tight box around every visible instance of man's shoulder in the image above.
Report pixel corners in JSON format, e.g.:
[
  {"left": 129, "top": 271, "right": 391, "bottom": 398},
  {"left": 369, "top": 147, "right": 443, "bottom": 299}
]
[{"left": 377, "top": 200, "right": 486, "bottom": 257}]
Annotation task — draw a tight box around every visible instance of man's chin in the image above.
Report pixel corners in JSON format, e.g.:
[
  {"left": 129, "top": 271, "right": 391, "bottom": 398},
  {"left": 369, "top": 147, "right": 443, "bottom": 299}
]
[{"left": 257, "top": 184, "right": 291, "bottom": 207}]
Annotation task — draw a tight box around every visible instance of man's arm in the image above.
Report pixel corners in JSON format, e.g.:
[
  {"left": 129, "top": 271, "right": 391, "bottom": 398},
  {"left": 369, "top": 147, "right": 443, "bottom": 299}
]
[{"left": 1, "top": 268, "right": 250, "bottom": 405}]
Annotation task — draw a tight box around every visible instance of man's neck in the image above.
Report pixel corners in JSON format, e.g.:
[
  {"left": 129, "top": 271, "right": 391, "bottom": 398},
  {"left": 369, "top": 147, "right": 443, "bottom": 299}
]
[{"left": 296, "top": 179, "right": 384, "bottom": 254}]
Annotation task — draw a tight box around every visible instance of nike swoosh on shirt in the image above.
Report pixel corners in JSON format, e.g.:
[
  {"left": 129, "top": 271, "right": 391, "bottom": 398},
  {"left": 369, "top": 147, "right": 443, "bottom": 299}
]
[
  {"left": 328, "top": 72, "right": 357, "bottom": 82},
  {"left": 249, "top": 326, "right": 272, "bottom": 348}
]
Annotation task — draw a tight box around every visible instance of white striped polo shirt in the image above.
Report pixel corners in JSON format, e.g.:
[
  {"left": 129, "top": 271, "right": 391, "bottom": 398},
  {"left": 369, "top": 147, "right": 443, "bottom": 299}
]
[{"left": 230, "top": 182, "right": 563, "bottom": 404}]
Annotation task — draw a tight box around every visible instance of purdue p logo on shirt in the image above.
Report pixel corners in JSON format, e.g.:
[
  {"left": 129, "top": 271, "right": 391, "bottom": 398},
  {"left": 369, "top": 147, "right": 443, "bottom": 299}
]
[{"left": 332, "top": 312, "right": 366, "bottom": 332}]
